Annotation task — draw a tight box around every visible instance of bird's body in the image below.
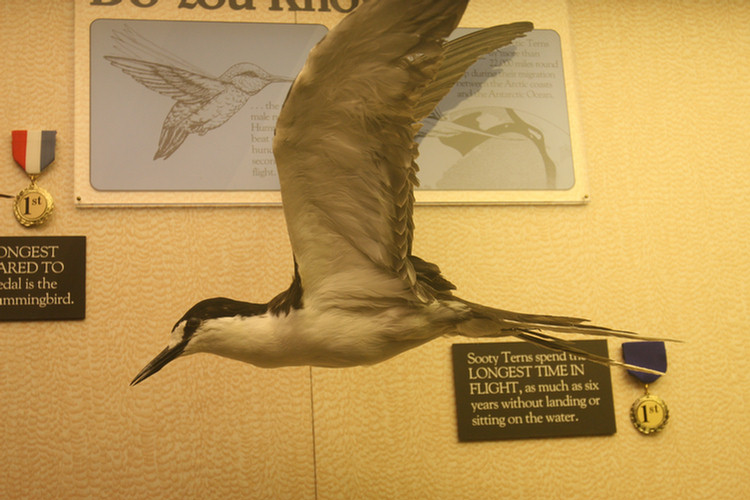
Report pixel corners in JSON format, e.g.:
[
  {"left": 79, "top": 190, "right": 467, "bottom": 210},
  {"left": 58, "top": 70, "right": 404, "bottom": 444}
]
[
  {"left": 132, "top": 0, "right": 659, "bottom": 386},
  {"left": 183, "top": 298, "right": 448, "bottom": 369}
]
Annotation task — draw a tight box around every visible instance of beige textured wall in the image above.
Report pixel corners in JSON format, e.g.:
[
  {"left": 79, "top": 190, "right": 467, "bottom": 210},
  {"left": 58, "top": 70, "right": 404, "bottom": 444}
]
[{"left": 1, "top": 0, "right": 748, "bottom": 499}]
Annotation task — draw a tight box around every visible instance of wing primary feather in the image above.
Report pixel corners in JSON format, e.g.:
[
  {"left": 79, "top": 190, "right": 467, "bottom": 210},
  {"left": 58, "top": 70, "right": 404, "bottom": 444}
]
[{"left": 413, "top": 22, "right": 534, "bottom": 121}]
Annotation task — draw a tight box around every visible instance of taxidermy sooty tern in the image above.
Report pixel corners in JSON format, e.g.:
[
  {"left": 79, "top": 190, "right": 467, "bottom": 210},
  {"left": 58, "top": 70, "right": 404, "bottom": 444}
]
[{"left": 132, "top": 0, "right": 664, "bottom": 386}]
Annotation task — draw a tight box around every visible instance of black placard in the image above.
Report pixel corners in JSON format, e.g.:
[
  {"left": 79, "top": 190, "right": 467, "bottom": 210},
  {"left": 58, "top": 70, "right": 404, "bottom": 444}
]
[
  {"left": 0, "top": 236, "right": 86, "bottom": 321},
  {"left": 452, "top": 340, "right": 615, "bottom": 441}
]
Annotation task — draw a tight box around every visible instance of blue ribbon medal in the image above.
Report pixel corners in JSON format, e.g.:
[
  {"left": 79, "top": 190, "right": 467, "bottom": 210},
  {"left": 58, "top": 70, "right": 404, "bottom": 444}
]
[{"left": 622, "top": 341, "right": 669, "bottom": 434}]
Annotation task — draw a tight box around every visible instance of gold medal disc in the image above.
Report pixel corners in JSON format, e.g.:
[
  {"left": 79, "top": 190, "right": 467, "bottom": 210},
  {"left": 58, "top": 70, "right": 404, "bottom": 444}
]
[
  {"left": 630, "top": 392, "right": 669, "bottom": 435},
  {"left": 14, "top": 181, "right": 54, "bottom": 227}
]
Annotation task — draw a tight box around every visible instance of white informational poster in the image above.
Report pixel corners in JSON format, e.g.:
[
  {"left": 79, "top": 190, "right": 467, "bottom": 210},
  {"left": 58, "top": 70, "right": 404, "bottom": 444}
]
[{"left": 75, "top": 1, "right": 589, "bottom": 206}]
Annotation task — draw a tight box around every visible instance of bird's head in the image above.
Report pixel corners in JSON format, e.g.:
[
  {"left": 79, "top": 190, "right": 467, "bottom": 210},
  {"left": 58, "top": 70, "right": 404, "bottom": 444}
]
[
  {"left": 130, "top": 297, "right": 268, "bottom": 386},
  {"left": 222, "top": 62, "right": 293, "bottom": 94}
]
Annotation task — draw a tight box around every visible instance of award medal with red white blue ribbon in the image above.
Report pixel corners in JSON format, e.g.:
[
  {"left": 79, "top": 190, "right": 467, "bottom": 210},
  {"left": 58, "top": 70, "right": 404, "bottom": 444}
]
[{"left": 11, "top": 130, "right": 56, "bottom": 226}]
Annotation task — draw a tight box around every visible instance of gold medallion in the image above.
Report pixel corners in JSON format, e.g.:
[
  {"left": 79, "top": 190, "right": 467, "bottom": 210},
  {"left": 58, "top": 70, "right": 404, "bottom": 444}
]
[
  {"left": 13, "top": 179, "right": 54, "bottom": 227},
  {"left": 630, "top": 389, "right": 669, "bottom": 435}
]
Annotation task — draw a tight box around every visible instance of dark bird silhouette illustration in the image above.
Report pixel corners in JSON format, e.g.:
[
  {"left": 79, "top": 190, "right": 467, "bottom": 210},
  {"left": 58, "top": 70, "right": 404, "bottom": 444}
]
[
  {"left": 105, "top": 26, "right": 293, "bottom": 159},
  {"left": 131, "top": 0, "right": 665, "bottom": 386}
]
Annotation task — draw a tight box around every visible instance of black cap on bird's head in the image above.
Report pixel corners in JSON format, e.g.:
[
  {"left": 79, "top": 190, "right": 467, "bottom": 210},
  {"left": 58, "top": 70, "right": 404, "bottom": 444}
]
[{"left": 130, "top": 297, "right": 268, "bottom": 386}]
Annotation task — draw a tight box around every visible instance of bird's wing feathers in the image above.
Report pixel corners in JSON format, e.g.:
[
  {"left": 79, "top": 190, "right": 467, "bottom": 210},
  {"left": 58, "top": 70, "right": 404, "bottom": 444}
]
[
  {"left": 112, "top": 25, "right": 209, "bottom": 77},
  {"left": 105, "top": 56, "right": 226, "bottom": 104},
  {"left": 274, "top": 0, "right": 471, "bottom": 303},
  {"left": 413, "top": 22, "right": 534, "bottom": 121}
]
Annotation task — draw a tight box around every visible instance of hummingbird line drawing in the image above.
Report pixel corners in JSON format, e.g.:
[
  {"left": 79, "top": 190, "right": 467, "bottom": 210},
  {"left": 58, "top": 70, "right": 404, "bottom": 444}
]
[{"left": 105, "top": 25, "right": 293, "bottom": 160}]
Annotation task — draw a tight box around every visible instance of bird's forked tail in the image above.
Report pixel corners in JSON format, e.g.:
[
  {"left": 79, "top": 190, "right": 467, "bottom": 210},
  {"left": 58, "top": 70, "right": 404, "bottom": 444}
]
[{"left": 455, "top": 299, "right": 675, "bottom": 375}]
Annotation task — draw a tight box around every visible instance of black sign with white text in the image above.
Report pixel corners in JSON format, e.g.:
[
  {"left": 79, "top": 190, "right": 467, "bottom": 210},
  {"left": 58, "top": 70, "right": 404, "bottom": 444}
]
[
  {"left": 0, "top": 236, "right": 86, "bottom": 321},
  {"left": 452, "top": 340, "right": 616, "bottom": 441}
]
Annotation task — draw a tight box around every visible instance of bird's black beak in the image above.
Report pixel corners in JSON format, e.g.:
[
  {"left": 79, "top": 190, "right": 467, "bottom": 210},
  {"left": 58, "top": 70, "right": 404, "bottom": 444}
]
[{"left": 130, "top": 342, "right": 186, "bottom": 386}]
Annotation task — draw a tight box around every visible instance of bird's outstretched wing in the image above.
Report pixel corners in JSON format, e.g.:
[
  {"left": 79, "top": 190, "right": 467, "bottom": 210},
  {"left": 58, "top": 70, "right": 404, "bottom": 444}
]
[
  {"left": 105, "top": 56, "right": 226, "bottom": 105},
  {"left": 273, "top": 0, "right": 478, "bottom": 305},
  {"left": 111, "top": 25, "right": 209, "bottom": 76}
]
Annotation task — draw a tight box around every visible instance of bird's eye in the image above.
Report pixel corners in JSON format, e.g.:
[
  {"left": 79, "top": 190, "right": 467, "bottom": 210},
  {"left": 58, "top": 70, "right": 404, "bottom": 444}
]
[{"left": 185, "top": 317, "right": 201, "bottom": 332}]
